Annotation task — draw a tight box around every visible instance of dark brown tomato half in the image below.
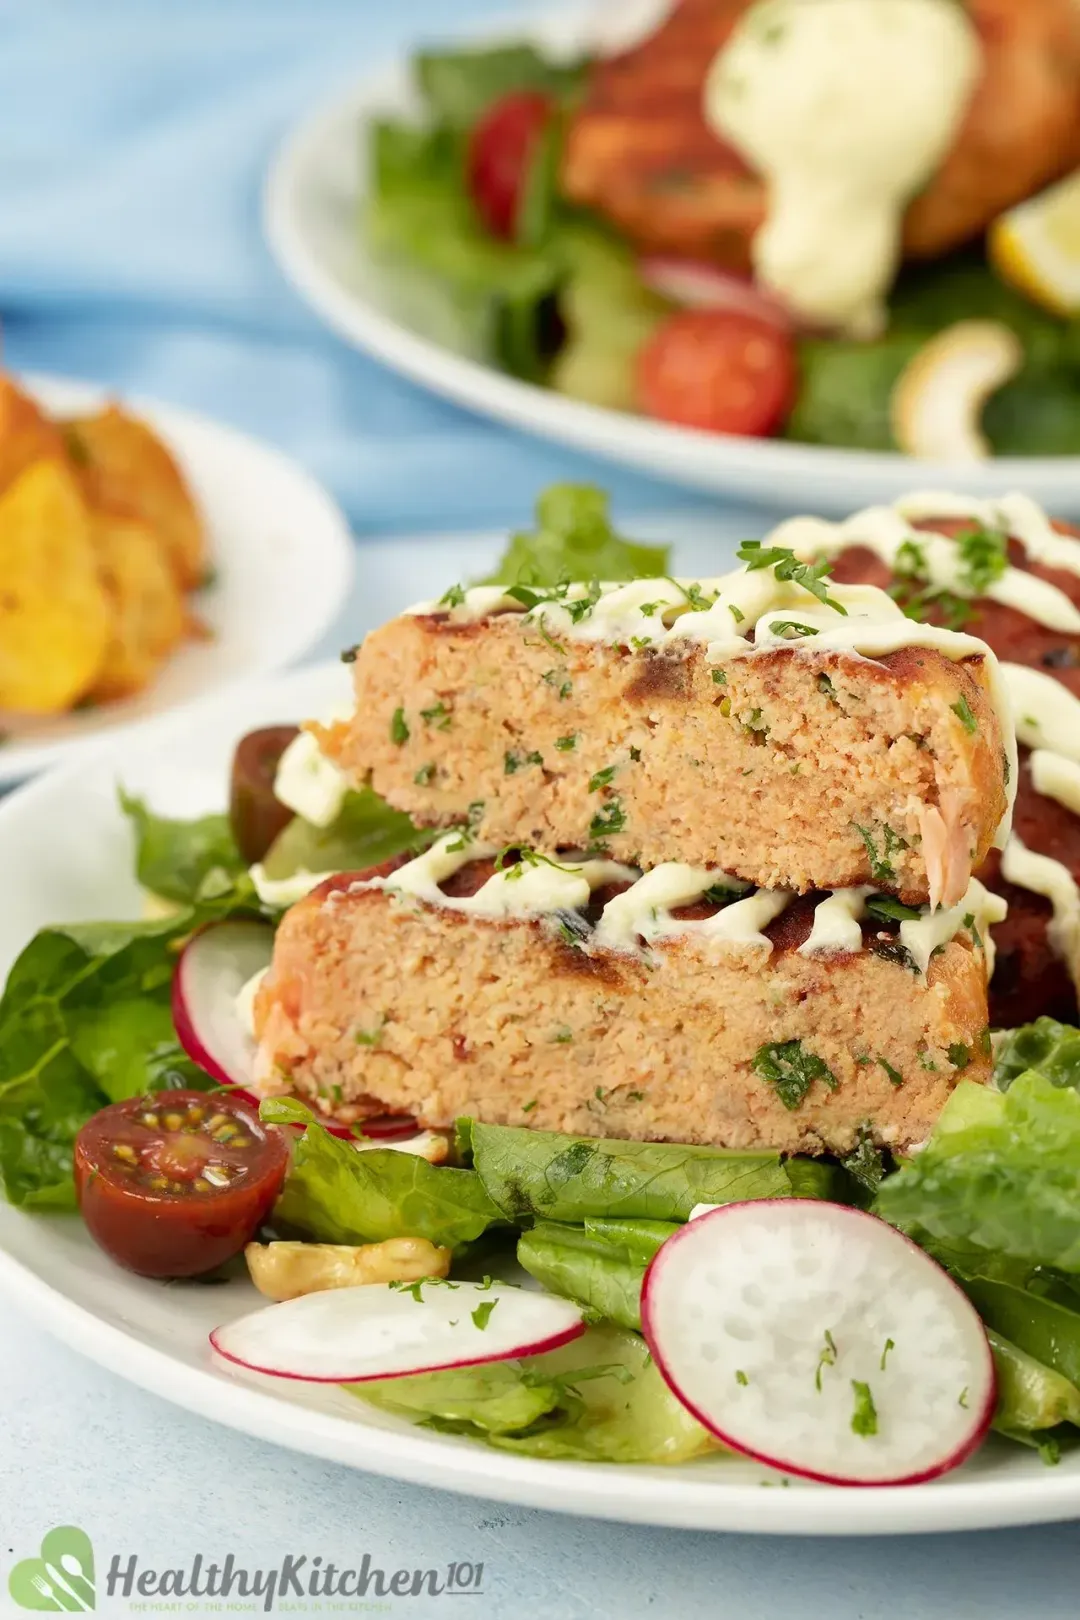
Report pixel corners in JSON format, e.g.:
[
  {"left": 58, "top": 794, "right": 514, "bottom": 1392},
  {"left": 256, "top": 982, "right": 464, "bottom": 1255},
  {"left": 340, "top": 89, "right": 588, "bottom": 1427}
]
[
  {"left": 74, "top": 1090, "right": 289, "bottom": 1279},
  {"left": 229, "top": 725, "right": 300, "bottom": 865}
]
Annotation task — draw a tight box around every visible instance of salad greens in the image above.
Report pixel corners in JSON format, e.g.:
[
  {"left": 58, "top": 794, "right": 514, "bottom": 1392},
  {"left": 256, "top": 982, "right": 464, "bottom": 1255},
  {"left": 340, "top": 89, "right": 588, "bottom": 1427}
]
[
  {"left": 121, "top": 791, "right": 249, "bottom": 907},
  {"left": 994, "top": 1018, "right": 1080, "bottom": 1093},
  {"left": 480, "top": 482, "right": 669, "bottom": 588},
  {"left": 517, "top": 1218, "right": 675, "bottom": 1331},
  {"left": 260, "top": 786, "right": 434, "bottom": 881},
  {"left": 354, "top": 1322, "right": 715, "bottom": 1464}
]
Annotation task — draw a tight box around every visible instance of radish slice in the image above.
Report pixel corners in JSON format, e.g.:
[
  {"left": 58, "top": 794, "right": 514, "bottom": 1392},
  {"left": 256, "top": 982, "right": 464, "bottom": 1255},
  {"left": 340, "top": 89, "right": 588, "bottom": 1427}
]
[
  {"left": 211, "top": 1280, "right": 585, "bottom": 1383},
  {"left": 173, "top": 920, "right": 275, "bottom": 1090},
  {"left": 641, "top": 1201, "right": 995, "bottom": 1486},
  {"left": 639, "top": 258, "right": 793, "bottom": 329}
]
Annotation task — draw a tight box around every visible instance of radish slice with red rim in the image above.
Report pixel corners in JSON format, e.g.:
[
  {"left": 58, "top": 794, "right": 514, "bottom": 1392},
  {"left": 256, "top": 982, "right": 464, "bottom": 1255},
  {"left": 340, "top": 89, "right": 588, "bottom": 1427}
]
[
  {"left": 639, "top": 258, "right": 793, "bottom": 328},
  {"left": 173, "top": 920, "right": 275, "bottom": 1090},
  {"left": 641, "top": 1200, "right": 995, "bottom": 1487},
  {"left": 211, "top": 1279, "right": 585, "bottom": 1383}
]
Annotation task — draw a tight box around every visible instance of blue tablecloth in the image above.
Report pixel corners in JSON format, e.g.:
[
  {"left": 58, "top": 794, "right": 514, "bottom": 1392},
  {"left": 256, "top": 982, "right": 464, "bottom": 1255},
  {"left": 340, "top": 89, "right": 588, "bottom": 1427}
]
[{"left": 1, "top": 5, "right": 1078, "bottom": 1616}]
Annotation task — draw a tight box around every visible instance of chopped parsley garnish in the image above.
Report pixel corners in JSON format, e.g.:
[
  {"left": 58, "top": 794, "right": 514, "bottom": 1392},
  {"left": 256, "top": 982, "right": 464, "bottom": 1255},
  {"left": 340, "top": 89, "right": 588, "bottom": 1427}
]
[
  {"left": 522, "top": 1099, "right": 538, "bottom": 1113},
  {"left": 663, "top": 577, "right": 717, "bottom": 614},
  {"left": 340, "top": 643, "right": 360, "bottom": 664},
  {"left": 880, "top": 1338, "right": 895, "bottom": 1371},
  {"left": 711, "top": 669, "right": 728, "bottom": 685},
  {"left": 887, "top": 539, "right": 976, "bottom": 632},
  {"left": 735, "top": 1370, "right": 749, "bottom": 1387},
  {"left": 389, "top": 1278, "right": 427, "bottom": 1302},
  {"left": 355, "top": 1019, "right": 384, "bottom": 1047},
  {"left": 542, "top": 668, "right": 573, "bottom": 700},
  {"left": 471, "top": 1300, "right": 498, "bottom": 1332},
  {"left": 736, "top": 539, "right": 847, "bottom": 614},
  {"left": 627, "top": 1089, "right": 646, "bottom": 1102},
  {"left": 956, "top": 524, "right": 1009, "bottom": 596},
  {"left": 878, "top": 1055, "right": 904, "bottom": 1088},
  {"left": 854, "top": 822, "right": 908, "bottom": 885},
  {"left": 552, "top": 1027, "right": 573, "bottom": 1044},
  {"left": 629, "top": 745, "right": 642, "bottom": 761},
  {"left": 752, "top": 1040, "right": 838, "bottom": 1111},
  {"left": 841, "top": 1132, "right": 885, "bottom": 1195},
  {"left": 555, "top": 733, "right": 578, "bottom": 751},
  {"left": 588, "top": 765, "right": 617, "bottom": 792},
  {"left": 588, "top": 798, "right": 626, "bottom": 844},
  {"left": 948, "top": 1042, "right": 971, "bottom": 1071},
  {"left": 702, "top": 881, "right": 742, "bottom": 905},
  {"left": 917, "top": 1048, "right": 938, "bottom": 1072},
  {"left": 850, "top": 1381, "right": 878, "bottom": 1437},
  {"left": 728, "top": 603, "right": 746, "bottom": 624},
  {"left": 963, "top": 911, "right": 983, "bottom": 950},
  {"left": 958, "top": 1386, "right": 969, "bottom": 1410},
  {"left": 414, "top": 762, "right": 436, "bottom": 785},
  {"left": 866, "top": 894, "right": 922, "bottom": 924},
  {"left": 508, "top": 577, "right": 602, "bottom": 626},
  {"left": 744, "top": 708, "right": 768, "bottom": 738},
  {"left": 439, "top": 583, "right": 466, "bottom": 608},
  {"left": 951, "top": 695, "right": 978, "bottom": 734},
  {"left": 815, "top": 1330, "right": 838, "bottom": 1392},
  {"left": 504, "top": 748, "right": 544, "bottom": 775},
  {"left": 817, "top": 672, "right": 839, "bottom": 704},
  {"left": 420, "top": 701, "right": 452, "bottom": 731},
  {"left": 768, "top": 620, "right": 821, "bottom": 639},
  {"left": 390, "top": 707, "right": 409, "bottom": 745}
]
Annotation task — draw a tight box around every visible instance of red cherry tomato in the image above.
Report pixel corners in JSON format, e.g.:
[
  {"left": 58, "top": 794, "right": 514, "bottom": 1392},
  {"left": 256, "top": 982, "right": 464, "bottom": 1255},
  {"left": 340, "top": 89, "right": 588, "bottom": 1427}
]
[
  {"left": 636, "top": 309, "right": 797, "bottom": 437},
  {"left": 467, "top": 90, "right": 553, "bottom": 240},
  {"left": 74, "top": 1090, "right": 288, "bottom": 1279}
]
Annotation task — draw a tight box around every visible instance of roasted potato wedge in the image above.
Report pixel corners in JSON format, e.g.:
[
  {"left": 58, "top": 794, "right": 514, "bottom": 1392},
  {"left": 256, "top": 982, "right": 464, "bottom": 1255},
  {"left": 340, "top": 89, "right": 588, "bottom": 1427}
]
[
  {"left": 0, "top": 461, "right": 111, "bottom": 714},
  {"left": 88, "top": 508, "right": 190, "bottom": 702},
  {"left": 245, "top": 1238, "right": 452, "bottom": 1302},
  {"left": 65, "top": 404, "right": 207, "bottom": 589},
  {"left": 0, "top": 377, "right": 68, "bottom": 496}
]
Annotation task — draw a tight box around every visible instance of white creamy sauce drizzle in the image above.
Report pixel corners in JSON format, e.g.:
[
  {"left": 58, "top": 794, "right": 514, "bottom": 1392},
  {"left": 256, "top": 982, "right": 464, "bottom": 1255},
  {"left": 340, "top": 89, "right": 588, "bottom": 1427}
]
[
  {"left": 703, "top": 0, "right": 980, "bottom": 336},
  {"left": 250, "top": 864, "right": 336, "bottom": 908},
  {"left": 273, "top": 727, "right": 350, "bottom": 829},
  {"left": 1001, "top": 837, "right": 1080, "bottom": 974},
  {"left": 365, "top": 846, "right": 987, "bottom": 968},
  {"left": 1030, "top": 751, "right": 1080, "bottom": 819},
  {"left": 1002, "top": 664, "right": 1080, "bottom": 764},
  {"left": 900, "top": 878, "right": 1006, "bottom": 979}
]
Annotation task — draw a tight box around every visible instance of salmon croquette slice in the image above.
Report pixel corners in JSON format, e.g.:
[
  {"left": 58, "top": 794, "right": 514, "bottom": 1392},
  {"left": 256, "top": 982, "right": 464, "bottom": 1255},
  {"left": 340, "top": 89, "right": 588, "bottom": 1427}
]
[
  {"left": 318, "top": 571, "right": 1012, "bottom": 908},
  {"left": 252, "top": 846, "right": 1001, "bottom": 1159}
]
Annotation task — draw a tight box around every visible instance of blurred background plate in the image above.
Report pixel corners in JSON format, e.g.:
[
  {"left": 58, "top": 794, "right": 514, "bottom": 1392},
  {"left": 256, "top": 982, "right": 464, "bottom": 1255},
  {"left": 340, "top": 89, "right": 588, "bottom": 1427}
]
[
  {"left": 0, "top": 375, "right": 354, "bottom": 786},
  {"left": 263, "top": 1, "right": 1080, "bottom": 518}
]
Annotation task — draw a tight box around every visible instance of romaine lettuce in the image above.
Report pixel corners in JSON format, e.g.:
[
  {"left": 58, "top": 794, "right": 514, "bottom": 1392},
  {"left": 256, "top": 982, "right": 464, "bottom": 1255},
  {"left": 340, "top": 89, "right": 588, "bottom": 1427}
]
[
  {"left": 994, "top": 1017, "right": 1080, "bottom": 1093},
  {"left": 481, "top": 483, "right": 669, "bottom": 588}
]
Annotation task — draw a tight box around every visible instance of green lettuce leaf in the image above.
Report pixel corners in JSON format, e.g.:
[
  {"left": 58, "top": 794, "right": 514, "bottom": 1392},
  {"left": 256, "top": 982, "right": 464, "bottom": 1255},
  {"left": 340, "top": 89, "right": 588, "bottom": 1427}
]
[
  {"left": 355, "top": 1322, "right": 716, "bottom": 1465},
  {"left": 0, "top": 913, "right": 220, "bottom": 1208},
  {"left": 261, "top": 788, "right": 435, "bottom": 882},
  {"left": 988, "top": 1329, "right": 1080, "bottom": 1438},
  {"left": 413, "top": 43, "right": 584, "bottom": 131},
  {"left": 876, "top": 1072, "right": 1080, "bottom": 1272},
  {"left": 517, "top": 1217, "right": 676, "bottom": 1331},
  {"left": 481, "top": 484, "right": 669, "bottom": 588},
  {"left": 466, "top": 1118, "right": 839, "bottom": 1224},
  {"left": 994, "top": 1018, "right": 1080, "bottom": 1093},
  {"left": 261, "top": 1099, "right": 503, "bottom": 1249},
  {"left": 121, "top": 790, "right": 248, "bottom": 905}
]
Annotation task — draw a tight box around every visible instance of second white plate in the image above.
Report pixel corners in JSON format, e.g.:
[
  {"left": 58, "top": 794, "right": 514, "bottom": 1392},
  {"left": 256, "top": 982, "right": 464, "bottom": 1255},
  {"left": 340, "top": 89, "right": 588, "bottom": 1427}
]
[
  {"left": 263, "top": 2, "right": 1080, "bottom": 518},
  {"left": 0, "top": 375, "right": 355, "bottom": 785}
]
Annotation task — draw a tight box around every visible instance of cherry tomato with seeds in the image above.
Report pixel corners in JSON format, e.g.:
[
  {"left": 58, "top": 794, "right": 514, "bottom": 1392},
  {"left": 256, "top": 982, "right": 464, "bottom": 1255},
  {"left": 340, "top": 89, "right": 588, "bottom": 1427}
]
[
  {"left": 636, "top": 308, "right": 797, "bottom": 437},
  {"left": 467, "top": 90, "right": 553, "bottom": 240},
  {"left": 229, "top": 725, "right": 300, "bottom": 865},
  {"left": 74, "top": 1089, "right": 288, "bottom": 1278}
]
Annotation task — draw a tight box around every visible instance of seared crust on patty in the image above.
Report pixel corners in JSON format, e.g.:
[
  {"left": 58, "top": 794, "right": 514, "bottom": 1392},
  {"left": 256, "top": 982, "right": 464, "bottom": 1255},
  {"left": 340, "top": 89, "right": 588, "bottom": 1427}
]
[
  {"left": 254, "top": 868, "right": 991, "bottom": 1158},
  {"left": 321, "top": 612, "right": 1008, "bottom": 905}
]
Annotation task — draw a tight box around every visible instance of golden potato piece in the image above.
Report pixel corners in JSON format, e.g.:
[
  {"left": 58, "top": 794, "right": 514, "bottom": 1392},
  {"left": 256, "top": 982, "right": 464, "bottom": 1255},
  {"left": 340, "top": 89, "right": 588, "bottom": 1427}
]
[
  {"left": 0, "top": 377, "right": 68, "bottom": 496},
  {"left": 88, "top": 509, "right": 190, "bottom": 702},
  {"left": 0, "top": 461, "right": 111, "bottom": 714},
  {"left": 65, "top": 404, "right": 207, "bottom": 588},
  {"left": 244, "top": 1238, "right": 452, "bottom": 1302}
]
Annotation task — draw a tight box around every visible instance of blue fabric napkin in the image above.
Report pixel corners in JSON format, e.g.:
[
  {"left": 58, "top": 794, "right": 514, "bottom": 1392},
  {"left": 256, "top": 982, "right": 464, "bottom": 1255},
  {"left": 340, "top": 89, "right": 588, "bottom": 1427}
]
[{"left": 0, "top": 0, "right": 730, "bottom": 537}]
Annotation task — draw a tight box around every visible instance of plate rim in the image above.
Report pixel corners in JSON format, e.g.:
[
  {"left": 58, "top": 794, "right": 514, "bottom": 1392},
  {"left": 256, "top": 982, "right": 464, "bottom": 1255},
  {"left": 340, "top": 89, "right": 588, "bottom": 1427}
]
[
  {"left": 3, "top": 657, "right": 1080, "bottom": 1536},
  {"left": 0, "top": 372, "right": 355, "bottom": 786},
  {"left": 261, "top": 0, "right": 1080, "bottom": 509}
]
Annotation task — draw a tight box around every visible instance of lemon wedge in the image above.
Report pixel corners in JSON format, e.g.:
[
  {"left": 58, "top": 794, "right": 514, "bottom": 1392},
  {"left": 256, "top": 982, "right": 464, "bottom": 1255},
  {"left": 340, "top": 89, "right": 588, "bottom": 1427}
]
[
  {"left": 990, "top": 169, "right": 1080, "bottom": 317},
  {"left": 891, "top": 320, "right": 1022, "bottom": 461}
]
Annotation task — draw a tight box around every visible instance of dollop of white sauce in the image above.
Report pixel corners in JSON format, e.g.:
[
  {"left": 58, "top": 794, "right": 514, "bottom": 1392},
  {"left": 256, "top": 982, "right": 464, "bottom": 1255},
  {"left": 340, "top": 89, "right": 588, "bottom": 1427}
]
[
  {"left": 799, "top": 888, "right": 873, "bottom": 956},
  {"left": 704, "top": 0, "right": 980, "bottom": 335},
  {"left": 1002, "top": 836, "right": 1080, "bottom": 975},
  {"left": 594, "top": 863, "right": 750, "bottom": 952},
  {"left": 1030, "top": 750, "right": 1080, "bottom": 819},
  {"left": 1002, "top": 664, "right": 1080, "bottom": 764},
  {"left": 899, "top": 877, "right": 1006, "bottom": 979},
  {"left": 274, "top": 727, "right": 349, "bottom": 828},
  {"left": 235, "top": 967, "right": 267, "bottom": 1039},
  {"left": 250, "top": 865, "right": 336, "bottom": 908}
]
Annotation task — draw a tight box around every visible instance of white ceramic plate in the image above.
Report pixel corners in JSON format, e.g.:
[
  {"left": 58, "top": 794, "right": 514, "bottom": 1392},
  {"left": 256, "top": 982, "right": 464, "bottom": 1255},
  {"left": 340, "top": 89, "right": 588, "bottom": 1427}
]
[
  {"left": 0, "top": 375, "right": 354, "bottom": 786},
  {"left": 264, "top": 2, "right": 1080, "bottom": 518},
  {"left": 2, "top": 645, "right": 1080, "bottom": 1534}
]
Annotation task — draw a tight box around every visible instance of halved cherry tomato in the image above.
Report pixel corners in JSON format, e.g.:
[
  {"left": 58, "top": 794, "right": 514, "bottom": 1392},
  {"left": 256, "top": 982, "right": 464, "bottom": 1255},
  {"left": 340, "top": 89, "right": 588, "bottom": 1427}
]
[
  {"left": 467, "top": 90, "right": 553, "bottom": 240},
  {"left": 636, "top": 309, "right": 797, "bottom": 437},
  {"left": 229, "top": 725, "right": 299, "bottom": 865},
  {"left": 74, "top": 1089, "right": 288, "bottom": 1279}
]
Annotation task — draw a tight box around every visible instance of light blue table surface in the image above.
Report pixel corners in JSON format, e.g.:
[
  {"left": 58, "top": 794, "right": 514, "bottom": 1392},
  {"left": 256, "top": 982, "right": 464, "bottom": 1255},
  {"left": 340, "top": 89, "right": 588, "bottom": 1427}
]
[{"left": 1, "top": 2, "right": 1078, "bottom": 1614}]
